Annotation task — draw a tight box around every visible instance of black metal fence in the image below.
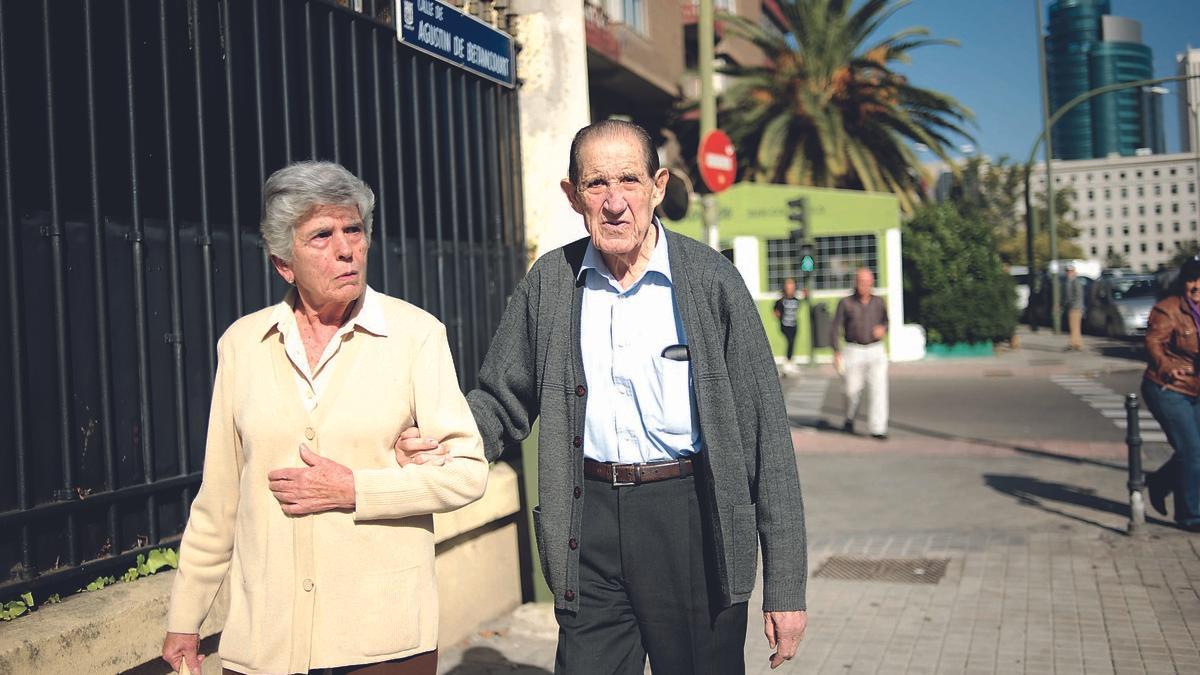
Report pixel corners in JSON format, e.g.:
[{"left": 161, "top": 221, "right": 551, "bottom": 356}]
[{"left": 0, "top": 0, "right": 525, "bottom": 598}]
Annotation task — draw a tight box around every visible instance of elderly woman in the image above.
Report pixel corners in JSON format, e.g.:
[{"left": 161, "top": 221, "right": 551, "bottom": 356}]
[
  {"left": 1143, "top": 258, "right": 1200, "bottom": 532},
  {"left": 161, "top": 161, "right": 488, "bottom": 674}
]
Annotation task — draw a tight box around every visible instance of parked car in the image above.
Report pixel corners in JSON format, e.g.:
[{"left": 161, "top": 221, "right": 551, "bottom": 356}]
[{"left": 1085, "top": 274, "right": 1157, "bottom": 337}]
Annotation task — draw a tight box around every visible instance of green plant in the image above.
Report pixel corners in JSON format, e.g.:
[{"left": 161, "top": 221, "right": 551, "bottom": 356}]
[
  {"left": 82, "top": 575, "right": 117, "bottom": 592},
  {"left": 712, "top": 0, "right": 973, "bottom": 213},
  {"left": 903, "top": 202, "right": 1018, "bottom": 344},
  {"left": 0, "top": 592, "right": 34, "bottom": 621},
  {"left": 121, "top": 547, "right": 179, "bottom": 583}
]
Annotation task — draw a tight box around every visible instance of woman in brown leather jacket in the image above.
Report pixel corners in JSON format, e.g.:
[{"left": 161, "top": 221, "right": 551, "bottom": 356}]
[{"left": 1142, "top": 258, "right": 1200, "bottom": 531}]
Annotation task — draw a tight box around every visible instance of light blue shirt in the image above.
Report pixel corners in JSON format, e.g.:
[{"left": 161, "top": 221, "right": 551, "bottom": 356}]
[{"left": 578, "top": 222, "right": 702, "bottom": 463}]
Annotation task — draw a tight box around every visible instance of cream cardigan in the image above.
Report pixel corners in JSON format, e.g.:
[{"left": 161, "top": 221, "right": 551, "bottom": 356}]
[{"left": 166, "top": 292, "right": 488, "bottom": 674}]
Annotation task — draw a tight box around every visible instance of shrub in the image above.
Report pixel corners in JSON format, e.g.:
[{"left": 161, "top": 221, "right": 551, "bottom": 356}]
[{"left": 903, "top": 203, "right": 1018, "bottom": 345}]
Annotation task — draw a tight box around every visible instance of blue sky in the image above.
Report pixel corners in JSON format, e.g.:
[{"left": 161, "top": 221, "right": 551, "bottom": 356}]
[{"left": 874, "top": 0, "right": 1200, "bottom": 162}]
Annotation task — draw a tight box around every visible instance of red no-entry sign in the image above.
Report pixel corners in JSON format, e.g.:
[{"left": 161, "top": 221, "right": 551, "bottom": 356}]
[{"left": 698, "top": 130, "right": 737, "bottom": 193}]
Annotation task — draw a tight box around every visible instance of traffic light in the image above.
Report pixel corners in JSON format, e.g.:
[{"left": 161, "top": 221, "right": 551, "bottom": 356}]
[
  {"left": 788, "top": 197, "right": 814, "bottom": 276},
  {"left": 787, "top": 197, "right": 809, "bottom": 242},
  {"left": 799, "top": 243, "right": 815, "bottom": 274}
]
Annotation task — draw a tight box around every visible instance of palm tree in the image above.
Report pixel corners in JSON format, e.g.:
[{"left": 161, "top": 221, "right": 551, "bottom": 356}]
[{"left": 716, "top": 0, "right": 973, "bottom": 212}]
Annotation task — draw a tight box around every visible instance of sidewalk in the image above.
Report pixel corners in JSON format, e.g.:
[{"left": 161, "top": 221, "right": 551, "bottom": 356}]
[{"left": 437, "top": 337, "right": 1200, "bottom": 675}]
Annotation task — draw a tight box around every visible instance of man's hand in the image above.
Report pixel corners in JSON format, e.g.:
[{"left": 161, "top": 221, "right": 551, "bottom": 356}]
[
  {"left": 267, "top": 445, "right": 356, "bottom": 515},
  {"left": 161, "top": 631, "right": 203, "bottom": 674},
  {"left": 872, "top": 324, "right": 886, "bottom": 341},
  {"left": 764, "top": 610, "right": 808, "bottom": 669},
  {"left": 832, "top": 352, "right": 843, "bottom": 373},
  {"left": 394, "top": 426, "right": 449, "bottom": 467}
]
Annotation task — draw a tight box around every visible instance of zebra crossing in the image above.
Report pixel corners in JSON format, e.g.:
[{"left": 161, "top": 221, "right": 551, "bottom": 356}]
[
  {"left": 782, "top": 375, "right": 833, "bottom": 426},
  {"left": 1050, "top": 374, "right": 1168, "bottom": 444}
]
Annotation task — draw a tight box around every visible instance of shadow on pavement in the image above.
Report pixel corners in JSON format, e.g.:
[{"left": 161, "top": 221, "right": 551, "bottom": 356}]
[
  {"left": 1091, "top": 337, "right": 1148, "bottom": 363},
  {"left": 442, "top": 646, "right": 552, "bottom": 675},
  {"left": 886, "top": 420, "right": 1128, "bottom": 471},
  {"left": 788, "top": 414, "right": 836, "bottom": 431},
  {"left": 983, "top": 474, "right": 1174, "bottom": 534}
]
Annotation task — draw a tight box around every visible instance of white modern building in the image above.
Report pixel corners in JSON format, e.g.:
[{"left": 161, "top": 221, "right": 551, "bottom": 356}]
[
  {"left": 1179, "top": 47, "right": 1200, "bottom": 154},
  {"left": 1030, "top": 152, "right": 1200, "bottom": 272}
]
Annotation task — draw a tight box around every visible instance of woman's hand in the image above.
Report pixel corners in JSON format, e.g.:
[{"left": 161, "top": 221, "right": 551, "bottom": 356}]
[
  {"left": 1169, "top": 366, "right": 1196, "bottom": 382},
  {"left": 161, "top": 631, "right": 203, "bottom": 674},
  {"left": 267, "top": 445, "right": 356, "bottom": 515},
  {"left": 394, "top": 427, "right": 449, "bottom": 467}
]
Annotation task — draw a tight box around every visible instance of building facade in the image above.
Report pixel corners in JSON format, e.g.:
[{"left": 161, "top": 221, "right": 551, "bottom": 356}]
[
  {"left": 1031, "top": 153, "right": 1200, "bottom": 271},
  {"left": 1045, "top": 0, "right": 1164, "bottom": 160},
  {"left": 1179, "top": 47, "right": 1200, "bottom": 154}
]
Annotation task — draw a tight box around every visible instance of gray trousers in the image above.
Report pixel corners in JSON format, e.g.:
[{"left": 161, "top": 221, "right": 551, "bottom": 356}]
[{"left": 553, "top": 471, "right": 748, "bottom": 675}]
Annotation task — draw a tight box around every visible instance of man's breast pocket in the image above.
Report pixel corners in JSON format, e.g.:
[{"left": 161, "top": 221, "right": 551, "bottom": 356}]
[{"left": 650, "top": 355, "right": 694, "bottom": 435}]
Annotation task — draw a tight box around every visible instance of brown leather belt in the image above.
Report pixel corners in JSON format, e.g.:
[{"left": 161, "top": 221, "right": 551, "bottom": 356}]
[{"left": 583, "top": 457, "right": 694, "bottom": 486}]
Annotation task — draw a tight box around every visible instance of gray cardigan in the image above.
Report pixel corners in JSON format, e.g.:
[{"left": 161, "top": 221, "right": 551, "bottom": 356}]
[{"left": 466, "top": 229, "right": 807, "bottom": 612}]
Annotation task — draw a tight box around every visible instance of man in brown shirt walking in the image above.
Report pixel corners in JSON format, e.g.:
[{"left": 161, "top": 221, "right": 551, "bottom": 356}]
[{"left": 831, "top": 268, "right": 889, "bottom": 439}]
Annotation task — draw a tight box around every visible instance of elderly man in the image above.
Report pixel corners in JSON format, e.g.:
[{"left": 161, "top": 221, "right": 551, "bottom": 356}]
[
  {"left": 831, "top": 268, "right": 889, "bottom": 439},
  {"left": 402, "top": 120, "right": 808, "bottom": 673}
]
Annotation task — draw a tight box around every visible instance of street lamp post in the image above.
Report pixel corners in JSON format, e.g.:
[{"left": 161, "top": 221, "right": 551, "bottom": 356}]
[{"left": 1034, "top": 0, "right": 1059, "bottom": 333}]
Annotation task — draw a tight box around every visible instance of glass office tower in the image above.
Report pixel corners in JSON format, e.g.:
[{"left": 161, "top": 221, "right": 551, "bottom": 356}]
[{"left": 1044, "top": 0, "right": 1163, "bottom": 159}]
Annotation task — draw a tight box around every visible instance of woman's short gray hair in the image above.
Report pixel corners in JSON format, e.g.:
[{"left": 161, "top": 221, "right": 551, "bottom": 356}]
[{"left": 260, "top": 161, "right": 375, "bottom": 262}]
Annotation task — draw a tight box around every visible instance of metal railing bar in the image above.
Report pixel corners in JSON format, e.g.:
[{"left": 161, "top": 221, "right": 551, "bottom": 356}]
[
  {"left": 123, "top": 0, "right": 159, "bottom": 545},
  {"left": 371, "top": 30, "right": 388, "bottom": 294},
  {"left": 190, "top": 0, "right": 216, "bottom": 384},
  {"left": 409, "top": 55, "right": 428, "bottom": 308},
  {"left": 429, "top": 62, "right": 446, "bottom": 318},
  {"left": 252, "top": 0, "right": 272, "bottom": 309},
  {"left": 305, "top": 1, "right": 318, "bottom": 158},
  {"left": 42, "top": 0, "right": 79, "bottom": 566},
  {"left": 460, "top": 74, "right": 480, "bottom": 383},
  {"left": 350, "top": 18, "right": 363, "bottom": 174},
  {"left": 221, "top": 0, "right": 244, "bottom": 316},
  {"left": 444, "top": 69, "right": 465, "bottom": 388},
  {"left": 82, "top": 0, "right": 120, "bottom": 564},
  {"left": 390, "top": 40, "right": 409, "bottom": 300},
  {"left": 277, "top": 0, "right": 293, "bottom": 164},
  {"left": 327, "top": 10, "right": 340, "bottom": 163},
  {"left": 0, "top": 472, "right": 203, "bottom": 529},
  {"left": 159, "top": 0, "right": 191, "bottom": 524},
  {"left": 472, "top": 79, "right": 492, "bottom": 340},
  {"left": 0, "top": 0, "right": 33, "bottom": 575}
]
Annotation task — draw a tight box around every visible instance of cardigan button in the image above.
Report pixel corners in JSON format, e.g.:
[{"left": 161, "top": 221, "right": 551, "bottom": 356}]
[
  {"left": 574, "top": 486, "right": 582, "bottom": 499},
  {"left": 564, "top": 589, "right": 576, "bottom": 601},
  {"left": 575, "top": 385, "right": 586, "bottom": 397},
  {"left": 572, "top": 436, "right": 582, "bottom": 448},
  {"left": 569, "top": 538, "right": 578, "bottom": 550},
  {"left": 302, "top": 578, "right": 314, "bottom": 592},
  {"left": 304, "top": 427, "right": 315, "bottom": 441}
]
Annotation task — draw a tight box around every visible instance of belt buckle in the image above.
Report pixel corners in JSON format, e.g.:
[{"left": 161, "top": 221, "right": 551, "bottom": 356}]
[{"left": 611, "top": 463, "right": 636, "bottom": 487}]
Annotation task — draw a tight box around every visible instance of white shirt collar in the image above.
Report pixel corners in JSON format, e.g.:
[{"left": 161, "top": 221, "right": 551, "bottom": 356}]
[
  {"left": 264, "top": 285, "right": 388, "bottom": 341},
  {"left": 578, "top": 219, "right": 672, "bottom": 287}
]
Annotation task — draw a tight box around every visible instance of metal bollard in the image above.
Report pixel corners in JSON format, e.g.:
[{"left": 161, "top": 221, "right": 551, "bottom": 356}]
[{"left": 1126, "top": 393, "right": 1146, "bottom": 535}]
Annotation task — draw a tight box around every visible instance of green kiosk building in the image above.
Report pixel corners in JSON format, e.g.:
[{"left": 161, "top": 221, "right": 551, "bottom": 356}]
[{"left": 669, "top": 183, "right": 922, "bottom": 363}]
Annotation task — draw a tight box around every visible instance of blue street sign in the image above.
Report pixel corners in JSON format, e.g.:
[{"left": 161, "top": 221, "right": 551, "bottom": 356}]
[{"left": 397, "top": 0, "right": 516, "bottom": 88}]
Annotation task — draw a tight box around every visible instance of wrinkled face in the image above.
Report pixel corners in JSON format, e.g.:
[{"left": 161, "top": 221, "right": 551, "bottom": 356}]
[
  {"left": 783, "top": 279, "right": 797, "bottom": 297},
  {"left": 855, "top": 269, "right": 874, "bottom": 296},
  {"left": 272, "top": 204, "right": 368, "bottom": 309},
  {"left": 562, "top": 133, "right": 669, "bottom": 258},
  {"left": 1185, "top": 276, "right": 1200, "bottom": 305}
]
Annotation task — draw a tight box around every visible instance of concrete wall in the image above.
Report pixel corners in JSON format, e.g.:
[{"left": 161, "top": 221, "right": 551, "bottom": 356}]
[
  {"left": 0, "top": 464, "right": 523, "bottom": 675},
  {"left": 511, "top": 0, "right": 592, "bottom": 259}
]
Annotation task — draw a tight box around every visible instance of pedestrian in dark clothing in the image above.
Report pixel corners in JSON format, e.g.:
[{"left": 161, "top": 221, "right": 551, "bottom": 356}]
[{"left": 774, "top": 278, "right": 801, "bottom": 364}]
